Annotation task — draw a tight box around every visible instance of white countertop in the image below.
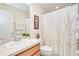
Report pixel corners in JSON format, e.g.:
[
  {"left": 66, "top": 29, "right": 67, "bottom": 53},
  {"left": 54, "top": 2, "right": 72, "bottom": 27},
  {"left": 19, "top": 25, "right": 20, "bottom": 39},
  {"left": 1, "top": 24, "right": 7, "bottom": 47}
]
[{"left": 0, "top": 39, "right": 40, "bottom": 56}]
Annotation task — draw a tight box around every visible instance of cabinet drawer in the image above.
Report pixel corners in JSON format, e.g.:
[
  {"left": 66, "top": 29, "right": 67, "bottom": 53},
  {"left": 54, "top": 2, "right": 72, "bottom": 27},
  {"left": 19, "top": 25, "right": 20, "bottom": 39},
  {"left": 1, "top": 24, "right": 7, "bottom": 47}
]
[
  {"left": 33, "top": 51, "right": 40, "bottom": 56},
  {"left": 16, "top": 44, "right": 40, "bottom": 56}
]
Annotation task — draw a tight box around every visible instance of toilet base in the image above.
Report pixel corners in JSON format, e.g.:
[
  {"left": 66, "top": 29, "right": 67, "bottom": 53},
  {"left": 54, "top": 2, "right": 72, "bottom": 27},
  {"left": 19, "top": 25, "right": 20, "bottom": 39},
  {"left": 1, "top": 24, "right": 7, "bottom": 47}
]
[{"left": 41, "top": 51, "right": 52, "bottom": 56}]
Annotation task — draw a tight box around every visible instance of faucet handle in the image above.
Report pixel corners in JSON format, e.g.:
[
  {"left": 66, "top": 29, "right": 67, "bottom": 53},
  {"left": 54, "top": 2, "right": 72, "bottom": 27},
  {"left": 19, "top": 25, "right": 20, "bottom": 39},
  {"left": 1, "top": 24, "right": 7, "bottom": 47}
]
[{"left": 9, "top": 33, "right": 15, "bottom": 38}]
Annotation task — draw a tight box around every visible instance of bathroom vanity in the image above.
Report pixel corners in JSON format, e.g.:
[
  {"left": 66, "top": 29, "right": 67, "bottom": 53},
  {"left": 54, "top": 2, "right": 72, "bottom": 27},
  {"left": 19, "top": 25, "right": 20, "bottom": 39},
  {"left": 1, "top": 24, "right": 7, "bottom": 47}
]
[{"left": 0, "top": 39, "right": 40, "bottom": 56}]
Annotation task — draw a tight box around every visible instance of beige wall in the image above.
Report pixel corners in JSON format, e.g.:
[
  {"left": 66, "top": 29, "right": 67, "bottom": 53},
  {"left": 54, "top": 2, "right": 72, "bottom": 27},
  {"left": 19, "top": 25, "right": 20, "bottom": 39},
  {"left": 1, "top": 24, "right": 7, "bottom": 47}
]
[{"left": 30, "top": 4, "right": 44, "bottom": 39}]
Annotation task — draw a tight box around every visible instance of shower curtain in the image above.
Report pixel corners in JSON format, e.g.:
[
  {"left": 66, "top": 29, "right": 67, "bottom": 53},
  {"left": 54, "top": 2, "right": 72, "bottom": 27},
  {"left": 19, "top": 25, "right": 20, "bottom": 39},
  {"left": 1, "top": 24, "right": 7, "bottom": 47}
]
[{"left": 41, "top": 4, "right": 78, "bottom": 56}]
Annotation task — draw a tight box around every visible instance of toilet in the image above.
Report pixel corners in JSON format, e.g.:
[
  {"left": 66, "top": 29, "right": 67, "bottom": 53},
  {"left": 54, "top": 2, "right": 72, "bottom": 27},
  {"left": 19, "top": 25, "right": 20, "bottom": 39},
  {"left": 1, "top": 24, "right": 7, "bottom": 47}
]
[
  {"left": 40, "top": 45, "right": 52, "bottom": 56},
  {"left": 40, "top": 38, "right": 52, "bottom": 56}
]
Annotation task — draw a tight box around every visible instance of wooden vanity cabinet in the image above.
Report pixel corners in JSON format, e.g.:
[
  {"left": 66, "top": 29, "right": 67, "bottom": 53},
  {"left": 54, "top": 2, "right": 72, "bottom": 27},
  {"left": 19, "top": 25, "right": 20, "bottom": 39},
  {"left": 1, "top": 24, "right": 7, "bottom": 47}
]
[{"left": 15, "top": 44, "right": 40, "bottom": 56}]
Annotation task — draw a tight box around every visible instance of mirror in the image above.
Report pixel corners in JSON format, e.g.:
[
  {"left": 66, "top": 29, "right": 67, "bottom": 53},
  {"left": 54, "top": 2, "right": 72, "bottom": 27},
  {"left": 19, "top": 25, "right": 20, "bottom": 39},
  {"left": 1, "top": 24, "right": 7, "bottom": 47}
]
[
  {"left": 0, "top": 3, "right": 30, "bottom": 41},
  {"left": 0, "top": 10, "right": 14, "bottom": 39}
]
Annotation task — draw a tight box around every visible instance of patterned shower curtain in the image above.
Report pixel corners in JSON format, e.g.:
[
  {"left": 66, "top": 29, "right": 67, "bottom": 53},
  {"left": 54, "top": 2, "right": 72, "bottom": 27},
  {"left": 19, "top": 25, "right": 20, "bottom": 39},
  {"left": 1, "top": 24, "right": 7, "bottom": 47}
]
[{"left": 41, "top": 4, "right": 78, "bottom": 56}]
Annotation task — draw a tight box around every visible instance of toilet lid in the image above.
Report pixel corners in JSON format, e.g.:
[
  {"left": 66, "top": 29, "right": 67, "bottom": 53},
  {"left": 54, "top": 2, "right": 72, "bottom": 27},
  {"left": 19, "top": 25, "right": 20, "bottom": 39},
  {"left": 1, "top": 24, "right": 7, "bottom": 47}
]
[{"left": 41, "top": 46, "right": 52, "bottom": 51}]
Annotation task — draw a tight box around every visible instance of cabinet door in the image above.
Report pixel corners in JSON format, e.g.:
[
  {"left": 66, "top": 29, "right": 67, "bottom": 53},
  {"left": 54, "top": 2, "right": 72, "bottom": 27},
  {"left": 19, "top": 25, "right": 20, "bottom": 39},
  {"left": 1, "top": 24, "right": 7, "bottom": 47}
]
[
  {"left": 33, "top": 51, "right": 40, "bottom": 56},
  {"left": 16, "top": 44, "right": 40, "bottom": 56}
]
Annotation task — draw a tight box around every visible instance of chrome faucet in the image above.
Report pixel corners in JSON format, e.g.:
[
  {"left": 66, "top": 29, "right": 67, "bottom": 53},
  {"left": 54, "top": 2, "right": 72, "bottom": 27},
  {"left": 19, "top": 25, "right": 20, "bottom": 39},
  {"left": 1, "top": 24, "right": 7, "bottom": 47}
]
[{"left": 10, "top": 33, "right": 21, "bottom": 41}]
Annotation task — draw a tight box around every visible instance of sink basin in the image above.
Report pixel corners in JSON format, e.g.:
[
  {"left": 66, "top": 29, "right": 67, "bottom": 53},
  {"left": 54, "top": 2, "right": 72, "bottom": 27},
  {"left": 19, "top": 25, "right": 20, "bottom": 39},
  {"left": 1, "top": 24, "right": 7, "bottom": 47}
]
[
  {"left": 5, "top": 39, "right": 32, "bottom": 49},
  {"left": 5, "top": 39, "right": 40, "bottom": 49}
]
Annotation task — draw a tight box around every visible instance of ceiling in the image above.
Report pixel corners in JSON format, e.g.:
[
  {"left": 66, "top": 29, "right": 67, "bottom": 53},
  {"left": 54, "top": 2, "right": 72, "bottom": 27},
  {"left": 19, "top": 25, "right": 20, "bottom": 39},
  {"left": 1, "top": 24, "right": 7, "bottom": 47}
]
[
  {"left": 32, "top": 3, "right": 75, "bottom": 14},
  {"left": 5, "top": 3, "right": 30, "bottom": 15},
  {"left": 4, "top": 3, "right": 76, "bottom": 15}
]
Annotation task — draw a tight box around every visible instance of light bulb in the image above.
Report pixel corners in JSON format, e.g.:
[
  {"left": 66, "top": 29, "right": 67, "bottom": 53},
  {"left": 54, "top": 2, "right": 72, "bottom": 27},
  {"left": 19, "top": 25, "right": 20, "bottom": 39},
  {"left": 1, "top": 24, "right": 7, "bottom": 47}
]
[{"left": 56, "top": 6, "right": 59, "bottom": 9}]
